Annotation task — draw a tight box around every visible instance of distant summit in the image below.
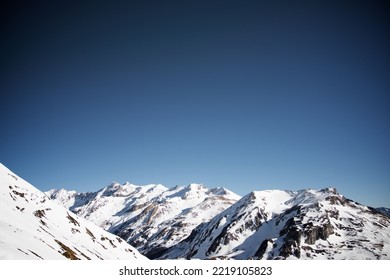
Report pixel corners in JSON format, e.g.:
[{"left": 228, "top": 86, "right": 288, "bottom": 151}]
[
  {"left": 376, "top": 207, "right": 390, "bottom": 217},
  {"left": 47, "top": 182, "right": 240, "bottom": 258}
]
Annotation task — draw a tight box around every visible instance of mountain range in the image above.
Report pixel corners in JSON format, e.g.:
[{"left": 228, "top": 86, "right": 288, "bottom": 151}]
[
  {"left": 46, "top": 182, "right": 240, "bottom": 258},
  {"left": 1, "top": 162, "right": 389, "bottom": 260},
  {"left": 47, "top": 179, "right": 390, "bottom": 260}
]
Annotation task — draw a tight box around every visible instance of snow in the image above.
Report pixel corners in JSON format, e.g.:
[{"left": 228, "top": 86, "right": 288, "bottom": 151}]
[
  {"left": 0, "top": 163, "right": 146, "bottom": 260},
  {"left": 162, "top": 187, "right": 390, "bottom": 260},
  {"left": 44, "top": 170, "right": 390, "bottom": 260},
  {"left": 48, "top": 181, "right": 240, "bottom": 257}
]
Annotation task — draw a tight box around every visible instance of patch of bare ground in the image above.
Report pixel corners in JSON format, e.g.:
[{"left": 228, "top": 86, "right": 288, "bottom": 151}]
[
  {"left": 85, "top": 228, "right": 96, "bottom": 240},
  {"left": 33, "top": 209, "right": 46, "bottom": 218},
  {"left": 54, "top": 239, "right": 80, "bottom": 260},
  {"left": 66, "top": 213, "right": 80, "bottom": 227},
  {"left": 74, "top": 247, "right": 91, "bottom": 260}
]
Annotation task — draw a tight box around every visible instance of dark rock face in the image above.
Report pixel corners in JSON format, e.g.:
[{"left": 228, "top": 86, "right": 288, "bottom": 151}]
[
  {"left": 279, "top": 220, "right": 302, "bottom": 259},
  {"left": 144, "top": 247, "right": 168, "bottom": 259},
  {"left": 278, "top": 206, "right": 303, "bottom": 259},
  {"left": 325, "top": 195, "right": 346, "bottom": 206},
  {"left": 304, "top": 222, "right": 334, "bottom": 245},
  {"left": 305, "top": 226, "right": 320, "bottom": 245},
  {"left": 184, "top": 226, "right": 201, "bottom": 244},
  {"left": 207, "top": 225, "right": 230, "bottom": 255},
  {"left": 280, "top": 239, "right": 301, "bottom": 259},
  {"left": 277, "top": 204, "right": 334, "bottom": 259},
  {"left": 255, "top": 239, "right": 272, "bottom": 259},
  {"left": 205, "top": 207, "right": 266, "bottom": 256},
  {"left": 243, "top": 211, "right": 263, "bottom": 232}
]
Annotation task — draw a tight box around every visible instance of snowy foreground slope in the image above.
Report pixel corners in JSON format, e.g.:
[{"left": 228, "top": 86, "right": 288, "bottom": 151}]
[
  {"left": 161, "top": 189, "right": 390, "bottom": 260},
  {"left": 0, "top": 163, "right": 146, "bottom": 260},
  {"left": 47, "top": 182, "right": 240, "bottom": 258}
]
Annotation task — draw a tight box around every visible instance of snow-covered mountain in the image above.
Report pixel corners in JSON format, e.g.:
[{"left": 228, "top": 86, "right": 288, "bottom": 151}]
[
  {"left": 49, "top": 180, "right": 390, "bottom": 260},
  {"left": 0, "top": 163, "right": 146, "bottom": 260},
  {"left": 47, "top": 182, "right": 240, "bottom": 258},
  {"left": 161, "top": 188, "right": 390, "bottom": 259},
  {"left": 376, "top": 207, "right": 390, "bottom": 217}
]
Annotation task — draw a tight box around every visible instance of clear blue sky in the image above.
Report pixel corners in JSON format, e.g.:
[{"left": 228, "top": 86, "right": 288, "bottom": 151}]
[{"left": 1, "top": 1, "right": 389, "bottom": 207}]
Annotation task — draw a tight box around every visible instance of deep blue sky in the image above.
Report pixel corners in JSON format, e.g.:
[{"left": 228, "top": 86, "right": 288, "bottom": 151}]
[{"left": 1, "top": 1, "right": 389, "bottom": 207}]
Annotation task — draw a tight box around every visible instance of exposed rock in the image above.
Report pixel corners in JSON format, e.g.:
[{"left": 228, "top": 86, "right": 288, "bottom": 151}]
[
  {"left": 304, "top": 221, "right": 334, "bottom": 245},
  {"left": 280, "top": 239, "right": 301, "bottom": 259},
  {"left": 254, "top": 239, "right": 272, "bottom": 259},
  {"left": 326, "top": 195, "right": 345, "bottom": 206},
  {"left": 144, "top": 246, "right": 169, "bottom": 259},
  {"left": 207, "top": 225, "right": 229, "bottom": 255}
]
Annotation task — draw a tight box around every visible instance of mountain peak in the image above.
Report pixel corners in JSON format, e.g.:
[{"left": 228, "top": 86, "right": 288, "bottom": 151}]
[
  {"left": 48, "top": 181, "right": 240, "bottom": 258},
  {"left": 323, "top": 187, "right": 337, "bottom": 193},
  {"left": 160, "top": 187, "right": 390, "bottom": 260},
  {"left": 12, "top": 160, "right": 386, "bottom": 261}
]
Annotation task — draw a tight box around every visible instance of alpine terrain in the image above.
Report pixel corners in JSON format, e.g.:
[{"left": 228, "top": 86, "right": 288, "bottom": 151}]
[
  {"left": 0, "top": 163, "right": 146, "bottom": 260},
  {"left": 48, "top": 183, "right": 390, "bottom": 260},
  {"left": 47, "top": 182, "right": 240, "bottom": 258},
  {"left": 161, "top": 189, "right": 390, "bottom": 260}
]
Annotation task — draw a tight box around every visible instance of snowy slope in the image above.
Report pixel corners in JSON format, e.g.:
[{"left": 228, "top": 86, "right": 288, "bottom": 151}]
[
  {"left": 47, "top": 183, "right": 240, "bottom": 258},
  {"left": 0, "top": 163, "right": 146, "bottom": 260},
  {"left": 161, "top": 188, "right": 390, "bottom": 260}
]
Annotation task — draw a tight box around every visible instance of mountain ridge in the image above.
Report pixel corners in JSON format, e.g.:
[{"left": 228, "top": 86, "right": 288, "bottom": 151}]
[
  {"left": 2, "top": 161, "right": 388, "bottom": 260},
  {"left": 47, "top": 181, "right": 240, "bottom": 258},
  {"left": 48, "top": 182, "right": 390, "bottom": 260},
  {"left": 161, "top": 187, "right": 390, "bottom": 259}
]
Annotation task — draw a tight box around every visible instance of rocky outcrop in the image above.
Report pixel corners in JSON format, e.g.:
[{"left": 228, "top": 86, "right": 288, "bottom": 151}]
[
  {"left": 304, "top": 221, "right": 334, "bottom": 245},
  {"left": 279, "top": 216, "right": 302, "bottom": 259},
  {"left": 254, "top": 239, "right": 272, "bottom": 259}
]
